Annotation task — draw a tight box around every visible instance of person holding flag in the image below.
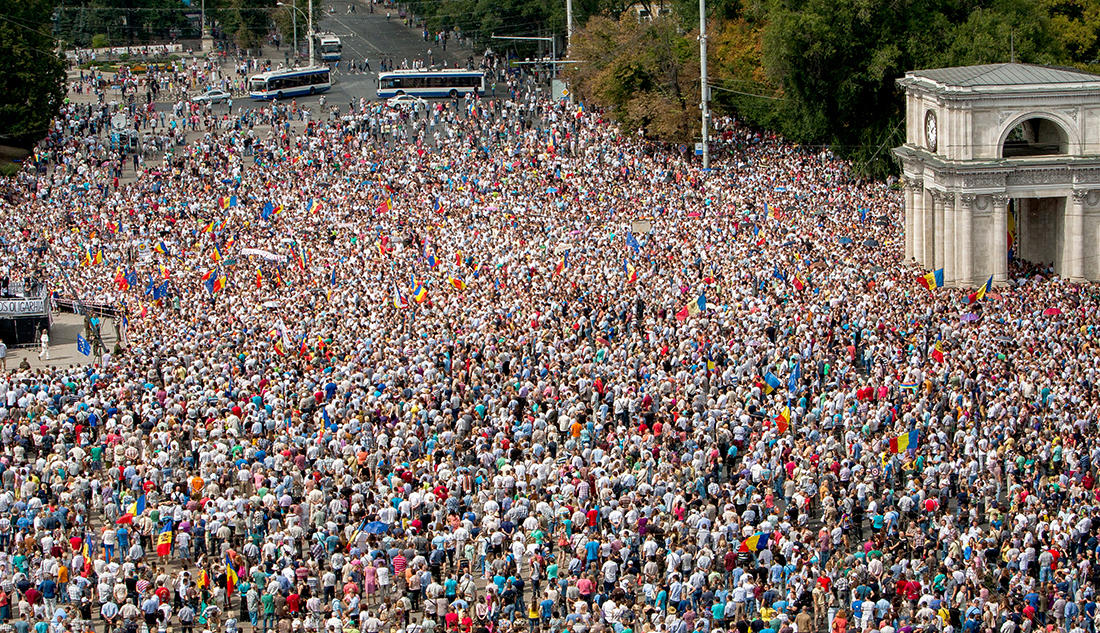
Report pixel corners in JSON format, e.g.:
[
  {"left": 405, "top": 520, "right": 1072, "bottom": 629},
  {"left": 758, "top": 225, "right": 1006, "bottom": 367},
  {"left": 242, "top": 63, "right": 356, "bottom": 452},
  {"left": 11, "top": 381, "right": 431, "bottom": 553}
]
[{"left": 156, "top": 519, "right": 173, "bottom": 557}]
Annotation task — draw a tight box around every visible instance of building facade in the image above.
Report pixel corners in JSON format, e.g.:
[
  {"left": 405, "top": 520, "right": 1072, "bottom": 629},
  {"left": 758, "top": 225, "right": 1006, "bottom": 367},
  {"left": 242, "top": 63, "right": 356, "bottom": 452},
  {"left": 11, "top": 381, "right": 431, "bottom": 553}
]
[{"left": 893, "top": 63, "right": 1100, "bottom": 286}]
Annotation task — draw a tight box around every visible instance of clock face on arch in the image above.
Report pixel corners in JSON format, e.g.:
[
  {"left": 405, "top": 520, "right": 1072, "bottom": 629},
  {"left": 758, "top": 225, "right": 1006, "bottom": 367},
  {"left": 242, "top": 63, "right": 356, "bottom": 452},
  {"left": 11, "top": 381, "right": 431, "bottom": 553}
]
[{"left": 925, "top": 110, "right": 938, "bottom": 153}]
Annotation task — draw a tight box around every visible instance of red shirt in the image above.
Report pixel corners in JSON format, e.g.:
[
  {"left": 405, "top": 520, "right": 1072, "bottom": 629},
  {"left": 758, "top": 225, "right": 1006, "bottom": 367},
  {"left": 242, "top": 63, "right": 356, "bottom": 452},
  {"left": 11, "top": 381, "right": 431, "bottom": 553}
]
[{"left": 904, "top": 581, "right": 920, "bottom": 600}]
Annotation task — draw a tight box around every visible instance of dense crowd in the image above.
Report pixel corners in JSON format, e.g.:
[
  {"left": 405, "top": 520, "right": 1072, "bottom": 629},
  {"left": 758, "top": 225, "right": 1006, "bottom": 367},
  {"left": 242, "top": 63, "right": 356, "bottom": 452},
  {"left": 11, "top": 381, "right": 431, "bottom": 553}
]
[{"left": 0, "top": 54, "right": 1098, "bottom": 633}]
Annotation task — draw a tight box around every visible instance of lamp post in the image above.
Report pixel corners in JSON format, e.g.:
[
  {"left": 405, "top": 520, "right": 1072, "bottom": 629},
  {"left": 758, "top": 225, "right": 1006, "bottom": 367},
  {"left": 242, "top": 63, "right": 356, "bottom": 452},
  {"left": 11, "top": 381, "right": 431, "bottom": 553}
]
[
  {"left": 277, "top": 0, "right": 313, "bottom": 65},
  {"left": 699, "top": 0, "right": 709, "bottom": 169},
  {"left": 491, "top": 35, "right": 556, "bottom": 80}
]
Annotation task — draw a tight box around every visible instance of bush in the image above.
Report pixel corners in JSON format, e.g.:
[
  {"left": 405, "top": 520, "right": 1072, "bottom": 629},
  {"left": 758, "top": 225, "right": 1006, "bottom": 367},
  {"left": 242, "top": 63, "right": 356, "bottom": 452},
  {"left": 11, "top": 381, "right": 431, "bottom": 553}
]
[
  {"left": 0, "top": 162, "right": 22, "bottom": 178},
  {"left": 91, "top": 34, "right": 110, "bottom": 49}
]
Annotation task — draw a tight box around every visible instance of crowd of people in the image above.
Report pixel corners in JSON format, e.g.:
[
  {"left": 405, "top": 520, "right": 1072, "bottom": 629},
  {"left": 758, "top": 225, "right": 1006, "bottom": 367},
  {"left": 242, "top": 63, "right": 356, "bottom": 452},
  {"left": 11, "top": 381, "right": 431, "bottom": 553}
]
[{"left": 0, "top": 48, "right": 1098, "bottom": 633}]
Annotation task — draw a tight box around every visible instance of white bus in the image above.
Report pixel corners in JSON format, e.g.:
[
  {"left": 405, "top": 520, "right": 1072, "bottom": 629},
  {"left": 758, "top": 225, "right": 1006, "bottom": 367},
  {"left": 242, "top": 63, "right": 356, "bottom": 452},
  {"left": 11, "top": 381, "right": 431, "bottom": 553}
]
[
  {"left": 377, "top": 69, "right": 485, "bottom": 99},
  {"left": 248, "top": 67, "right": 331, "bottom": 100},
  {"left": 316, "top": 33, "right": 342, "bottom": 61}
]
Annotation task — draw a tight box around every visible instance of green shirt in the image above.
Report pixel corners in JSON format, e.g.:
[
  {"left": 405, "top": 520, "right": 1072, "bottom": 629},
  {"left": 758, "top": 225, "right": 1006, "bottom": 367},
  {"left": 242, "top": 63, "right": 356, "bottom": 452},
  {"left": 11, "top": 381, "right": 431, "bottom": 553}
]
[{"left": 262, "top": 594, "right": 275, "bottom": 614}]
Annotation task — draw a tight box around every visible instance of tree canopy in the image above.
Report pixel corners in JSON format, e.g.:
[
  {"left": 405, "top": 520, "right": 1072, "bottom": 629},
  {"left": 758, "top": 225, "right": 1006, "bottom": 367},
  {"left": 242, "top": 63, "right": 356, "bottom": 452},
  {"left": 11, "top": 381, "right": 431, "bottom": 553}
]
[
  {"left": 54, "top": 0, "right": 199, "bottom": 48},
  {"left": 567, "top": 0, "right": 1099, "bottom": 176},
  {"left": 0, "top": 0, "right": 67, "bottom": 149}
]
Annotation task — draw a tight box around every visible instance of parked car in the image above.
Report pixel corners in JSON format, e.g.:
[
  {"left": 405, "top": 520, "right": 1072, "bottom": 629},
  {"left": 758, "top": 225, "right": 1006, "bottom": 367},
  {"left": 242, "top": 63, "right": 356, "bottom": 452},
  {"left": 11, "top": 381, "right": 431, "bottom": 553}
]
[
  {"left": 386, "top": 94, "right": 427, "bottom": 108},
  {"left": 191, "top": 88, "right": 231, "bottom": 104}
]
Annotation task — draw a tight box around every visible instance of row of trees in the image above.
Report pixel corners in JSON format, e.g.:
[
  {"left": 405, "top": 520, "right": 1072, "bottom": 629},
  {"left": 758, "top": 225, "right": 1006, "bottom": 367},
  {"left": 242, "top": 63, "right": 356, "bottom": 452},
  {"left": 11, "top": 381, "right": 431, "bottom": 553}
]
[
  {"left": 54, "top": 0, "right": 199, "bottom": 47},
  {"left": 53, "top": 0, "right": 321, "bottom": 52},
  {"left": 566, "top": 0, "right": 1100, "bottom": 176},
  {"left": 1, "top": 0, "right": 67, "bottom": 149},
  {"left": 3, "top": 0, "right": 325, "bottom": 148}
]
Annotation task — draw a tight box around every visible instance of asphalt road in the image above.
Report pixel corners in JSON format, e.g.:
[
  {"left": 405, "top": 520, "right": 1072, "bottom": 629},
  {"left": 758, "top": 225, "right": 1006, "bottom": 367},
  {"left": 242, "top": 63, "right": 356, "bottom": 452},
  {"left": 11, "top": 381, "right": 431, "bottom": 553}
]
[
  {"left": 302, "top": 2, "right": 477, "bottom": 106},
  {"left": 177, "top": 3, "right": 481, "bottom": 112}
]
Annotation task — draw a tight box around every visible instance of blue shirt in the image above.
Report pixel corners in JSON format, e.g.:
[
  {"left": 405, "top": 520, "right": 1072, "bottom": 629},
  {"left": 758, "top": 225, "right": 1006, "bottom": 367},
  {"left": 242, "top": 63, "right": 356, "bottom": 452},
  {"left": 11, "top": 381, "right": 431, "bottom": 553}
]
[{"left": 585, "top": 541, "right": 599, "bottom": 560}]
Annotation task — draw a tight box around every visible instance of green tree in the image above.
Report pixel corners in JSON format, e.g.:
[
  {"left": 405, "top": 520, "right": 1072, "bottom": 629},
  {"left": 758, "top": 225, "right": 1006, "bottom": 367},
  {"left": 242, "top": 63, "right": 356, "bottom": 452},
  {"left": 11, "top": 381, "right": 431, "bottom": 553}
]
[
  {"left": 1040, "top": 0, "right": 1100, "bottom": 66},
  {"left": 408, "top": 0, "right": 564, "bottom": 51},
  {"left": 209, "top": 0, "right": 278, "bottom": 51},
  {"left": 758, "top": 0, "right": 1063, "bottom": 176},
  {"left": 0, "top": 0, "right": 67, "bottom": 148},
  {"left": 55, "top": 0, "right": 198, "bottom": 47},
  {"left": 567, "top": 15, "right": 698, "bottom": 142}
]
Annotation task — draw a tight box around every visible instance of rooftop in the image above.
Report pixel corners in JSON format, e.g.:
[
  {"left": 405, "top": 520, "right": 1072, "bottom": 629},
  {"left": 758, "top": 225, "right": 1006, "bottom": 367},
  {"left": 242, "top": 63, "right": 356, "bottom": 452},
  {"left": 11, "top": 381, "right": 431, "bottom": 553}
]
[{"left": 904, "top": 63, "right": 1100, "bottom": 88}]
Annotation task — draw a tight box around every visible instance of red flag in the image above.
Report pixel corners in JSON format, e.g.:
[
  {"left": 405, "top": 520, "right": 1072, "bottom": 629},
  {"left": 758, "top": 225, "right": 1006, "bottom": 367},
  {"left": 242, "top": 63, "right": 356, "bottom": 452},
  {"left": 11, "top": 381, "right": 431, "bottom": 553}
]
[{"left": 931, "top": 342, "right": 945, "bottom": 363}]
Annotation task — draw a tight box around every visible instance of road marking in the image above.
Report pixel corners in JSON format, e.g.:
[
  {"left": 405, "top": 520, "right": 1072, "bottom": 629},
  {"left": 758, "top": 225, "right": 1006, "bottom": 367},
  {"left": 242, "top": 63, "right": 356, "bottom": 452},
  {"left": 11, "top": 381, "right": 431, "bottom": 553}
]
[{"left": 325, "top": 13, "right": 384, "bottom": 55}]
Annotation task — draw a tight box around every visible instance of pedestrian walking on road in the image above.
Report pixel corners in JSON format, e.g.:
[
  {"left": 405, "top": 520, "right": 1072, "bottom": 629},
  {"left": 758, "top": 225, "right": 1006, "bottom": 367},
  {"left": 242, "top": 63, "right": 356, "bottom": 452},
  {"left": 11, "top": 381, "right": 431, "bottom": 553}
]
[{"left": 37, "top": 327, "right": 48, "bottom": 361}]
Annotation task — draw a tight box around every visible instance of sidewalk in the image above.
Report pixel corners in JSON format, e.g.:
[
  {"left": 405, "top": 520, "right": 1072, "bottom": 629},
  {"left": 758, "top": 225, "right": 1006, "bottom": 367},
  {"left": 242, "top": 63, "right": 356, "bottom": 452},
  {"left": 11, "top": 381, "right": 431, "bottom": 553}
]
[{"left": 4, "top": 313, "right": 118, "bottom": 372}]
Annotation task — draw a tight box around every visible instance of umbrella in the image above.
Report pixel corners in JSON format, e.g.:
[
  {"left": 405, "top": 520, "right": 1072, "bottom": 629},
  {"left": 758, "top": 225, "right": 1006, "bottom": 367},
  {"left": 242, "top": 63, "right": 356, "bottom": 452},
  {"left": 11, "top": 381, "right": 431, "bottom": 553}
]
[
  {"left": 838, "top": 237, "right": 853, "bottom": 245},
  {"left": 363, "top": 521, "right": 389, "bottom": 534},
  {"left": 1043, "top": 307, "right": 1062, "bottom": 316},
  {"left": 874, "top": 217, "right": 890, "bottom": 226},
  {"left": 870, "top": 265, "right": 885, "bottom": 273},
  {"left": 960, "top": 313, "right": 980, "bottom": 322},
  {"left": 863, "top": 238, "right": 880, "bottom": 248}
]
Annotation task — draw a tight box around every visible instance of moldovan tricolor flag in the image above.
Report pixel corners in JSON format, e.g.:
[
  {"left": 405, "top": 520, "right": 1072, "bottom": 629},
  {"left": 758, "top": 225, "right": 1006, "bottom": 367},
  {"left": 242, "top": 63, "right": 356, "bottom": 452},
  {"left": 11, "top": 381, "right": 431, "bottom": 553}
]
[
  {"left": 889, "top": 429, "right": 919, "bottom": 454},
  {"left": 738, "top": 532, "right": 771, "bottom": 553},
  {"left": 966, "top": 276, "right": 993, "bottom": 304},
  {"left": 624, "top": 260, "right": 637, "bottom": 284},
  {"left": 675, "top": 293, "right": 706, "bottom": 321},
  {"left": 412, "top": 280, "right": 427, "bottom": 303},
  {"left": 156, "top": 520, "right": 173, "bottom": 557},
  {"left": 225, "top": 554, "right": 238, "bottom": 595},
  {"left": 774, "top": 406, "right": 790, "bottom": 434},
  {"left": 553, "top": 252, "right": 568, "bottom": 276},
  {"left": 792, "top": 273, "right": 806, "bottom": 292},
  {"left": 917, "top": 268, "right": 945, "bottom": 290},
  {"left": 931, "top": 341, "right": 945, "bottom": 363},
  {"left": 448, "top": 276, "right": 467, "bottom": 291}
]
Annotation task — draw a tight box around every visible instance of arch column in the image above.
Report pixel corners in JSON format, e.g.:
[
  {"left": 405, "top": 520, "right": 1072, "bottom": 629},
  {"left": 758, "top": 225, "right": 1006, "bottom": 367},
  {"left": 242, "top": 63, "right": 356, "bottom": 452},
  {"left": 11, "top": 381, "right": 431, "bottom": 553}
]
[
  {"left": 912, "top": 182, "right": 926, "bottom": 265},
  {"left": 991, "top": 194, "right": 1009, "bottom": 285},
  {"left": 1065, "top": 190, "right": 1087, "bottom": 282},
  {"left": 903, "top": 182, "right": 916, "bottom": 261},
  {"left": 932, "top": 191, "right": 945, "bottom": 270},
  {"left": 956, "top": 195, "right": 974, "bottom": 287},
  {"left": 943, "top": 192, "right": 956, "bottom": 284}
]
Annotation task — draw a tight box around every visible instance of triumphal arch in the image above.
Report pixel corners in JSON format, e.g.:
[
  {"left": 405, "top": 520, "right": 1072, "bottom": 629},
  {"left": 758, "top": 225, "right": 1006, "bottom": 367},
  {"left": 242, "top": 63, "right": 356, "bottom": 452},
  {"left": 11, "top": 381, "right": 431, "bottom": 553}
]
[{"left": 893, "top": 63, "right": 1100, "bottom": 286}]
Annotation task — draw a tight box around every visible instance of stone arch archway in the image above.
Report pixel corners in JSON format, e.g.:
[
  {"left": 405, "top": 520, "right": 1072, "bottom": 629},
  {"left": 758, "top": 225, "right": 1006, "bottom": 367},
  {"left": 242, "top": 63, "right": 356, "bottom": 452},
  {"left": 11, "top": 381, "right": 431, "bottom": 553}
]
[
  {"left": 894, "top": 63, "right": 1100, "bottom": 286},
  {"left": 997, "top": 111, "right": 1078, "bottom": 158}
]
